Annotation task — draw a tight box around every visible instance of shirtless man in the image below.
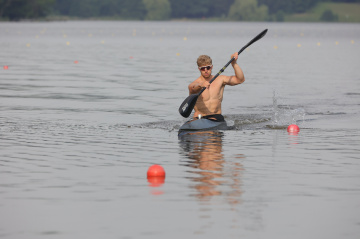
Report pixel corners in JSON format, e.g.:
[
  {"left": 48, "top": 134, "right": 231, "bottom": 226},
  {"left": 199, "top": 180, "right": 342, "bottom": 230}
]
[{"left": 188, "top": 53, "right": 245, "bottom": 121}]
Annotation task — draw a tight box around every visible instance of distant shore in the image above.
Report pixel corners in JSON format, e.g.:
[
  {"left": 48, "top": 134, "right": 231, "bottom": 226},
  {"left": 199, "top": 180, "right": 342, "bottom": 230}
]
[{"left": 1, "top": 2, "right": 359, "bottom": 23}]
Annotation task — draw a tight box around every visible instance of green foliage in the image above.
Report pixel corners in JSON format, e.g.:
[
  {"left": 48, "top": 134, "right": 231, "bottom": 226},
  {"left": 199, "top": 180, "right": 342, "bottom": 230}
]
[
  {"left": 54, "top": 0, "right": 146, "bottom": 19},
  {"left": 1, "top": 0, "right": 359, "bottom": 21},
  {"left": 143, "top": 0, "right": 171, "bottom": 20},
  {"left": 329, "top": 0, "right": 360, "bottom": 2},
  {"left": 169, "top": 0, "right": 235, "bottom": 19},
  {"left": 0, "top": 0, "right": 55, "bottom": 20},
  {"left": 320, "top": 9, "right": 339, "bottom": 21},
  {"left": 275, "top": 10, "right": 285, "bottom": 22},
  {"left": 286, "top": 2, "right": 360, "bottom": 22},
  {"left": 207, "top": 0, "right": 236, "bottom": 18},
  {"left": 169, "top": 0, "right": 210, "bottom": 18},
  {"left": 68, "top": 0, "right": 99, "bottom": 18},
  {"left": 102, "top": 0, "right": 146, "bottom": 19},
  {"left": 258, "top": 0, "right": 320, "bottom": 14},
  {"left": 228, "top": 0, "right": 268, "bottom": 21}
]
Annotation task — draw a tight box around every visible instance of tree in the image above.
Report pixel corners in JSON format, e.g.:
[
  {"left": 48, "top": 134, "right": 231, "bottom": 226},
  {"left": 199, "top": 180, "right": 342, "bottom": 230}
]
[
  {"left": 169, "top": 0, "right": 210, "bottom": 18},
  {"left": 258, "top": 0, "right": 320, "bottom": 15},
  {"left": 115, "top": 0, "right": 146, "bottom": 20},
  {"left": 228, "top": 0, "right": 268, "bottom": 21},
  {"left": 0, "top": 0, "right": 14, "bottom": 18},
  {"left": 143, "top": 0, "right": 171, "bottom": 20},
  {"left": 68, "top": 0, "right": 99, "bottom": 18},
  {"left": 208, "top": 0, "right": 235, "bottom": 18},
  {"left": 0, "top": 0, "right": 55, "bottom": 20},
  {"left": 275, "top": 10, "right": 284, "bottom": 22},
  {"left": 53, "top": 0, "right": 71, "bottom": 15},
  {"left": 320, "top": 9, "right": 339, "bottom": 22},
  {"left": 54, "top": 0, "right": 146, "bottom": 20}
]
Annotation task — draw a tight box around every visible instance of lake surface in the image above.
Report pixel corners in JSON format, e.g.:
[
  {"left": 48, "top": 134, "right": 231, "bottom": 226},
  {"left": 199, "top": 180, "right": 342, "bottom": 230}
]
[{"left": 1, "top": 21, "right": 360, "bottom": 239}]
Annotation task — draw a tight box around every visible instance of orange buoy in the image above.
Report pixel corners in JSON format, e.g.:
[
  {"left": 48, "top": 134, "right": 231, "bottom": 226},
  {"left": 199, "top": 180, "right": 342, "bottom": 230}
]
[
  {"left": 3, "top": 65, "right": 9, "bottom": 70},
  {"left": 147, "top": 164, "right": 165, "bottom": 178},
  {"left": 287, "top": 124, "right": 300, "bottom": 133},
  {"left": 74, "top": 60, "right": 79, "bottom": 64}
]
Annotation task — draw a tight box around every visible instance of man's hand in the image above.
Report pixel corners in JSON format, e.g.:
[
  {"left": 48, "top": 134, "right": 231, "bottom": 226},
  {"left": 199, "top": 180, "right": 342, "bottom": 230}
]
[
  {"left": 231, "top": 52, "right": 239, "bottom": 65},
  {"left": 201, "top": 81, "right": 210, "bottom": 89}
]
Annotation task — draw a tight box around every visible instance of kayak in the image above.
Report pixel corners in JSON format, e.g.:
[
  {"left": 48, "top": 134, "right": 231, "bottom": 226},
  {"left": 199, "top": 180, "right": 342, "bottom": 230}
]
[{"left": 178, "top": 118, "right": 227, "bottom": 134}]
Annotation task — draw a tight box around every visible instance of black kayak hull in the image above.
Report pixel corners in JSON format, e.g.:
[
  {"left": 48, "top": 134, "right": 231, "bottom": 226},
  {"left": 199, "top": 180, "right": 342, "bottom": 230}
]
[{"left": 178, "top": 119, "right": 227, "bottom": 133}]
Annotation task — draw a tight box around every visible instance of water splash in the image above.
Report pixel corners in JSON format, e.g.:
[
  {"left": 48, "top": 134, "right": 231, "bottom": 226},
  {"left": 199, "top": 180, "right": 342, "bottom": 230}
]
[{"left": 270, "top": 91, "right": 305, "bottom": 129}]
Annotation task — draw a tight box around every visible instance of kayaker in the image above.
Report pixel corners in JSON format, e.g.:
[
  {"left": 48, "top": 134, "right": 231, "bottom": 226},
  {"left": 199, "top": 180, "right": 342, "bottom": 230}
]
[{"left": 188, "top": 53, "right": 245, "bottom": 121}]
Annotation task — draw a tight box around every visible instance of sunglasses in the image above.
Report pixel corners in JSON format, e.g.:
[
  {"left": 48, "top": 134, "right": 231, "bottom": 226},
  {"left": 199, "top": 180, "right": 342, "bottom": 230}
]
[{"left": 199, "top": 65, "right": 212, "bottom": 71}]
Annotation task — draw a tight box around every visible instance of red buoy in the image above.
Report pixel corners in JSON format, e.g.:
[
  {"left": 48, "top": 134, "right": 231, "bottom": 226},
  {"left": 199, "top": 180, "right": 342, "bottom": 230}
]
[
  {"left": 147, "top": 164, "right": 165, "bottom": 178},
  {"left": 287, "top": 124, "right": 300, "bottom": 133},
  {"left": 3, "top": 65, "right": 9, "bottom": 70}
]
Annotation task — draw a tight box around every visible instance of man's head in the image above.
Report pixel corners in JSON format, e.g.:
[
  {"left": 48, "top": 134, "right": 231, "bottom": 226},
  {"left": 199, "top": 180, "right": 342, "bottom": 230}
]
[
  {"left": 197, "top": 55, "right": 213, "bottom": 77},
  {"left": 197, "top": 55, "right": 212, "bottom": 67}
]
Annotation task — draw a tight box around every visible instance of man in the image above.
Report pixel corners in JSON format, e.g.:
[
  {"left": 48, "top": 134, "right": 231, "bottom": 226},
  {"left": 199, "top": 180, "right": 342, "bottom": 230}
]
[{"left": 188, "top": 53, "right": 245, "bottom": 121}]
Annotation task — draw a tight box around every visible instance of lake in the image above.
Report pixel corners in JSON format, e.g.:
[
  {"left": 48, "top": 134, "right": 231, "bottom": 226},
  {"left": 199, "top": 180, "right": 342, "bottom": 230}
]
[{"left": 1, "top": 21, "right": 360, "bottom": 239}]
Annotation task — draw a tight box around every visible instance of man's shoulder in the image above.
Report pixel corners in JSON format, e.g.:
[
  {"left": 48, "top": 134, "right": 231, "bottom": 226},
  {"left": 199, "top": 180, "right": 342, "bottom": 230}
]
[
  {"left": 218, "top": 75, "right": 232, "bottom": 85},
  {"left": 210, "top": 75, "right": 226, "bottom": 85},
  {"left": 196, "top": 76, "right": 204, "bottom": 81},
  {"left": 190, "top": 77, "right": 202, "bottom": 84}
]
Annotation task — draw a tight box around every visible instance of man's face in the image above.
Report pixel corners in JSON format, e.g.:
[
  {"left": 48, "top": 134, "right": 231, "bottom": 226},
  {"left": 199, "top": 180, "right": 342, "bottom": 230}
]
[{"left": 199, "top": 65, "right": 213, "bottom": 78}]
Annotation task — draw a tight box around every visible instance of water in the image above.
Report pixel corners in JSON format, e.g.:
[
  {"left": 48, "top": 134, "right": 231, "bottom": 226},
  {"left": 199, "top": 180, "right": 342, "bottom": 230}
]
[{"left": 1, "top": 21, "right": 360, "bottom": 238}]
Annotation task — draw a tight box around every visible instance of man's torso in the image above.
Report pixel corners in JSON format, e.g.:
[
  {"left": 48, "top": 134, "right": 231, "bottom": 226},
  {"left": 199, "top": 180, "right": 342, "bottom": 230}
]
[{"left": 193, "top": 76, "right": 226, "bottom": 118}]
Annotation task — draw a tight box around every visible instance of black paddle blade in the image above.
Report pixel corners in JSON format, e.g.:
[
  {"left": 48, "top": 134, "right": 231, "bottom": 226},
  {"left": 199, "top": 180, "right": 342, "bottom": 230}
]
[
  {"left": 254, "top": 29, "right": 268, "bottom": 42},
  {"left": 238, "top": 29, "right": 268, "bottom": 55},
  {"left": 179, "top": 93, "right": 199, "bottom": 118}
]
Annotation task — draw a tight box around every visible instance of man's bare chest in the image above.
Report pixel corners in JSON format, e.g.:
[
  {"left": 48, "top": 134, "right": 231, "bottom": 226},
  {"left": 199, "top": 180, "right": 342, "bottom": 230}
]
[{"left": 200, "top": 84, "right": 224, "bottom": 101}]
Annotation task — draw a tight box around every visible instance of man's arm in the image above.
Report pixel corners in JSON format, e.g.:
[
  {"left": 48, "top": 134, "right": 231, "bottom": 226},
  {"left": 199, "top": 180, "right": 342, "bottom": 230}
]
[
  {"left": 188, "top": 80, "right": 210, "bottom": 94},
  {"left": 224, "top": 52, "right": 245, "bottom": 86},
  {"left": 188, "top": 81, "right": 202, "bottom": 94}
]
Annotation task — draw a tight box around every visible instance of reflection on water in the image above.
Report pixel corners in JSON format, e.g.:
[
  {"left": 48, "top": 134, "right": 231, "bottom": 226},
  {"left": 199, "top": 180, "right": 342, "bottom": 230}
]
[
  {"left": 179, "top": 131, "right": 244, "bottom": 205},
  {"left": 147, "top": 171, "right": 165, "bottom": 195}
]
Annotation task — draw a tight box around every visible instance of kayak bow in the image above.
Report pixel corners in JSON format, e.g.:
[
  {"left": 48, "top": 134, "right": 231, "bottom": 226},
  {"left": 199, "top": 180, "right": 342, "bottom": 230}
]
[{"left": 178, "top": 118, "right": 227, "bottom": 134}]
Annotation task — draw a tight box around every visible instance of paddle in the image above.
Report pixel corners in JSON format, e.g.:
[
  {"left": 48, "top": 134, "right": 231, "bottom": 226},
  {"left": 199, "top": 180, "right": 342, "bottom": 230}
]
[{"left": 178, "top": 29, "right": 268, "bottom": 118}]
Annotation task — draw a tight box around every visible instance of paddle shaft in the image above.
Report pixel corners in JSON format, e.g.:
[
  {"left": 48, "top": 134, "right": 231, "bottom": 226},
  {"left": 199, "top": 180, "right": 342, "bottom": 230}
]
[{"left": 199, "top": 29, "right": 268, "bottom": 95}]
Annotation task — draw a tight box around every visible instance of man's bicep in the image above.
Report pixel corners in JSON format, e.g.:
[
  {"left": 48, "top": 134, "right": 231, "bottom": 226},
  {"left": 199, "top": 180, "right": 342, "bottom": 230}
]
[{"left": 223, "top": 76, "right": 235, "bottom": 86}]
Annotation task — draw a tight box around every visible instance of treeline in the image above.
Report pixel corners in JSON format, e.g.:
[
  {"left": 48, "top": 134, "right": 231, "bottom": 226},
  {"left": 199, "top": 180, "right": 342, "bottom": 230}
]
[
  {"left": 0, "top": 0, "right": 359, "bottom": 21},
  {"left": 0, "top": 0, "right": 55, "bottom": 20}
]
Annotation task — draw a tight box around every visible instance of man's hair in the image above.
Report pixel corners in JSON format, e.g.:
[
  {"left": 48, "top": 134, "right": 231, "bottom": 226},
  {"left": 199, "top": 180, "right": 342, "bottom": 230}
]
[{"left": 197, "top": 55, "right": 212, "bottom": 67}]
